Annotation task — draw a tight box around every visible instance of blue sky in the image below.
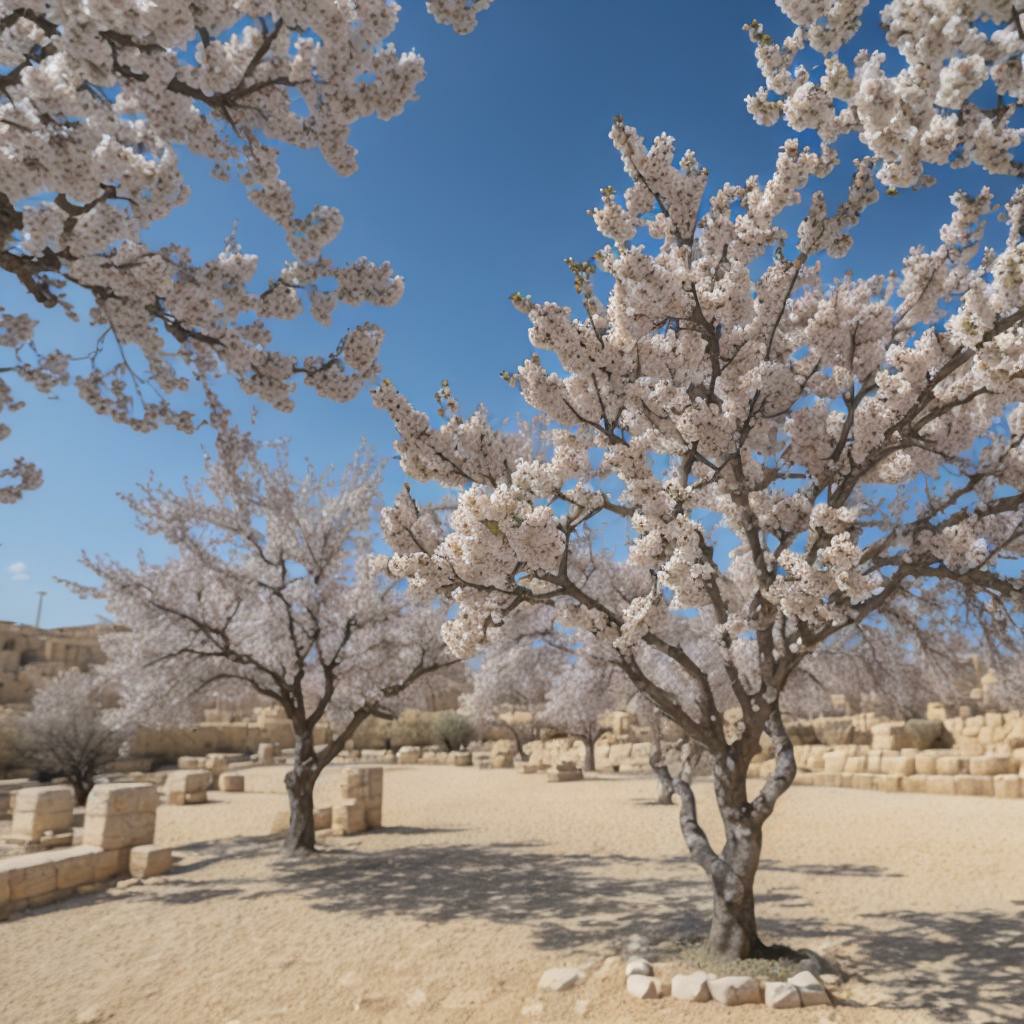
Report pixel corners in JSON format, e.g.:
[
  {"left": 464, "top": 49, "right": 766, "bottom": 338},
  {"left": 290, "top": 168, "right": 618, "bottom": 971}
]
[{"left": 0, "top": 1, "right": 1001, "bottom": 626}]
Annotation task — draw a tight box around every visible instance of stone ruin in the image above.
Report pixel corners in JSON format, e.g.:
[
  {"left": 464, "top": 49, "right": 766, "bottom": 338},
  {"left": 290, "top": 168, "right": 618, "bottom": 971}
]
[
  {"left": 0, "top": 782, "right": 173, "bottom": 920},
  {"left": 749, "top": 707, "right": 1024, "bottom": 799},
  {"left": 164, "top": 770, "right": 213, "bottom": 805},
  {"left": 9, "top": 784, "right": 74, "bottom": 850},
  {"left": 332, "top": 766, "right": 383, "bottom": 836},
  {"left": 547, "top": 761, "right": 584, "bottom": 783}
]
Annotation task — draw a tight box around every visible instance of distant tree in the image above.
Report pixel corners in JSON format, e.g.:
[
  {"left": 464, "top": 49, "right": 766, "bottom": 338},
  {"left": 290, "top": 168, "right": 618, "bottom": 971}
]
[
  {"left": 16, "top": 670, "right": 126, "bottom": 804},
  {"left": 541, "top": 649, "right": 626, "bottom": 770},
  {"left": 433, "top": 710, "right": 474, "bottom": 751},
  {"left": 72, "top": 430, "right": 457, "bottom": 854}
]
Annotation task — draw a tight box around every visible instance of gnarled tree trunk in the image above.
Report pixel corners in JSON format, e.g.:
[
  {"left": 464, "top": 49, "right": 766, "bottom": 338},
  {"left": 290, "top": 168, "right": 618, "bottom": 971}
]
[
  {"left": 582, "top": 736, "right": 596, "bottom": 772},
  {"left": 655, "top": 708, "right": 795, "bottom": 958},
  {"left": 283, "top": 729, "right": 320, "bottom": 855}
]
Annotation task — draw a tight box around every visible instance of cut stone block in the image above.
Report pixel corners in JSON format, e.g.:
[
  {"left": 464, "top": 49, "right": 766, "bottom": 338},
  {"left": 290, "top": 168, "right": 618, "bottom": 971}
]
[
  {"left": 788, "top": 971, "right": 830, "bottom": 1007},
  {"left": 626, "top": 975, "right": 661, "bottom": 999},
  {"left": 0, "top": 853, "right": 57, "bottom": 901},
  {"left": 708, "top": 975, "right": 762, "bottom": 1006},
  {"left": 969, "top": 755, "right": 1011, "bottom": 776},
  {"left": 93, "top": 848, "right": 131, "bottom": 881},
  {"left": 935, "top": 755, "right": 963, "bottom": 775},
  {"left": 255, "top": 743, "right": 276, "bottom": 766},
  {"left": 129, "top": 845, "right": 173, "bottom": 879},
  {"left": 994, "top": 774, "right": 1022, "bottom": 798},
  {"left": 450, "top": 751, "right": 472, "bottom": 766},
  {"left": 218, "top": 773, "right": 245, "bottom": 792},
  {"left": 313, "top": 806, "right": 332, "bottom": 830},
  {"left": 176, "top": 756, "right": 205, "bottom": 769},
  {"left": 11, "top": 785, "right": 75, "bottom": 841},
  {"left": 873, "top": 775, "right": 902, "bottom": 793},
  {"left": 51, "top": 847, "right": 100, "bottom": 890},
  {"left": 86, "top": 783, "right": 159, "bottom": 816},
  {"left": 332, "top": 798, "right": 366, "bottom": 836},
  {"left": 954, "top": 774, "right": 994, "bottom": 797},
  {"left": 924, "top": 775, "right": 956, "bottom": 795},
  {"left": 165, "top": 770, "right": 212, "bottom": 794},
  {"left": 671, "top": 971, "right": 712, "bottom": 1002},
  {"left": 881, "top": 755, "right": 916, "bottom": 776},
  {"left": 764, "top": 981, "right": 802, "bottom": 1009},
  {"left": 83, "top": 809, "right": 158, "bottom": 850}
]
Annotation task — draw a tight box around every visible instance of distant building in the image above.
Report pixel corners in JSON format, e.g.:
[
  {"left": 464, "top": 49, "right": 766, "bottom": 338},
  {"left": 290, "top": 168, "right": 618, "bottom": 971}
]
[{"left": 0, "top": 621, "right": 107, "bottom": 705}]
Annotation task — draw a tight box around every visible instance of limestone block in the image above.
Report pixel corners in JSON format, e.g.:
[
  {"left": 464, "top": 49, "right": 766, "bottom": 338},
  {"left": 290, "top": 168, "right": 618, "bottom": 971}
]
[
  {"left": 954, "top": 774, "right": 994, "bottom": 797},
  {"left": 396, "top": 746, "right": 420, "bottom": 764},
  {"left": 0, "top": 870, "right": 9, "bottom": 919},
  {"left": 255, "top": 742, "right": 276, "bottom": 766},
  {"left": 969, "top": 755, "right": 1011, "bottom": 776},
  {"left": 165, "top": 770, "right": 212, "bottom": 794},
  {"left": 490, "top": 751, "right": 514, "bottom": 768},
  {"left": 866, "top": 752, "right": 883, "bottom": 773},
  {"left": 957, "top": 738, "right": 985, "bottom": 757},
  {"left": 626, "top": 975, "right": 661, "bottom": 999},
  {"left": 822, "top": 752, "right": 847, "bottom": 774},
  {"left": 0, "top": 853, "right": 57, "bottom": 901},
  {"left": 764, "top": 981, "right": 802, "bottom": 1009},
  {"left": 935, "top": 755, "right": 963, "bottom": 775},
  {"left": 870, "top": 723, "right": 908, "bottom": 751},
  {"left": 844, "top": 755, "right": 867, "bottom": 773},
  {"left": 881, "top": 755, "right": 916, "bottom": 776},
  {"left": 450, "top": 751, "right": 472, "bottom": 766},
  {"left": 788, "top": 971, "right": 830, "bottom": 1007},
  {"left": 204, "top": 753, "right": 231, "bottom": 776},
  {"left": 812, "top": 716, "right": 854, "bottom": 745},
  {"left": 985, "top": 712, "right": 1004, "bottom": 729},
  {"left": 332, "top": 798, "right": 366, "bottom": 836},
  {"left": 993, "top": 774, "right": 1021, "bottom": 799},
  {"left": 11, "top": 785, "right": 75, "bottom": 840},
  {"left": 83, "top": 810, "right": 156, "bottom": 851},
  {"left": 819, "top": 772, "right": 842, "bottom": 788},
  {"left": 625, "top": 958, "right": 652, "bottom": 977},
  {"left": 177, "top": 756, "right": 205, "bottom": 769},
  {"left": 838, "top": 772, "right": 855, "bottom": 788},
  {"left": 671, "top": 972, "right": 712, "bottom": 1002},
  {"left": 708, "top": 976, "right": 762, "bottom": 1006},
  {"left": 49, "top": 847, "right": 99, "bottom": 890},
  {"left": 313, "top": 806, "right": 332, "bottom": 830},
  {"left": 902, "top": 776, "right": 931, "bottom": 794},
  {"left": 924, "top": 775, "right": 956, "bottom": 795},
  {"left": 86, "top": 783, "right": 158, "bottom": 816},
  {"left": 852, "top": 773, "right": 875, "bottom": 790},
  {"left": 873, "top": 775, "right": 902, "bottom": 793},
  {"left": 925, "top": 702, "right": 948, "bottom": 722},
  {"left": 914, "top": 751, "right": 941, "bottom": 774},
  {"left": 218, "top": 773, "right": 245, "bottom": 792},
  {"left": 93, "top": 848, "right": 130, "bottom": 881},
  {"left": 515, "top": 761, "right": 538, "bottom": 774},
  {"left": 127, "top": 845, "right": 173, "bottom": 879}
]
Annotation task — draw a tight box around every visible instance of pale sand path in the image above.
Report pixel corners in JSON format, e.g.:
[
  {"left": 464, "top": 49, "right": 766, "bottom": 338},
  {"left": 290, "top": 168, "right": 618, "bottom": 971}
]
[{"left": 1, "top": 766, "right": 1021, "bottom": 1024}]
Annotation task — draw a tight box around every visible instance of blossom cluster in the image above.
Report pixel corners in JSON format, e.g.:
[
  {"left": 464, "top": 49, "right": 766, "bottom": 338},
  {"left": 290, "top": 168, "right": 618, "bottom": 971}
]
[{"left": 0, "top": 0, "right": 491, "bottom": 499}]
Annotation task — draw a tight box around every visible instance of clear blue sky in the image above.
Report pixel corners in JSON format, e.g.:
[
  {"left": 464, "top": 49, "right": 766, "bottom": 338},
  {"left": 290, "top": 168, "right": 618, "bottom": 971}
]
[{"left": 0, "top": 1, "right": 997, "bottom": 626}]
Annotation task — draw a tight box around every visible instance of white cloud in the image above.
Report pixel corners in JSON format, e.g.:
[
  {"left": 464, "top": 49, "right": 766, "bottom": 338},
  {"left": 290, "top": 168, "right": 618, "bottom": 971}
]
[{"left": 7, "top": 561, "right": 29, "bottom": 582}]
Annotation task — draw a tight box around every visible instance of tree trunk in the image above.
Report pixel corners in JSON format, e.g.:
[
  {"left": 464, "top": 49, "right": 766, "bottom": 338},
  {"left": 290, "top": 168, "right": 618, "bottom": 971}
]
[
  {"left": 657, "top": 709, "right": 796, "bottom": 960},
  {"left": 655, "top": 774, "right": 674, "bottom": 804},
  {"left": 283, "top": 728, "right": 320, "bottom": 854},
  {"left": 582, "top": 736, "right": 596, "bottom": 772},
  {"left": 706, "top": 809, "right": 764, "bottom": 958}
]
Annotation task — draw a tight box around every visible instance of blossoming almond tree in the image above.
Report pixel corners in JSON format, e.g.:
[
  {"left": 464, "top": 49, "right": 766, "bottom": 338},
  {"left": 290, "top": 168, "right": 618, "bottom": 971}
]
[
  {"left": 746, "top": 1, "right": 1024, "bottom": 189},
  {"left": 0, "top": 0, "right": 492, "bottom": 503},
  {"left": 373, "top": 102, "right": 1024, "bottom": 953},
  {"left": 70, "top": 429, "right": 458, "bottom": 854}
]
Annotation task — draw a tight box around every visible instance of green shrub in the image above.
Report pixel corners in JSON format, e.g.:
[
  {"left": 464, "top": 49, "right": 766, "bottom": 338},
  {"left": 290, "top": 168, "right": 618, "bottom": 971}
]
[{"left": 434, "top": 711, "right": 474, "bottom": 751}]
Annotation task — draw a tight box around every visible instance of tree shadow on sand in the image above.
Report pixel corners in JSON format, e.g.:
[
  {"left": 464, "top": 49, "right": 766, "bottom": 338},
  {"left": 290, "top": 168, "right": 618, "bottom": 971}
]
[{"left": 80, "top": 829, "right": 1024, "bottom": 1020}]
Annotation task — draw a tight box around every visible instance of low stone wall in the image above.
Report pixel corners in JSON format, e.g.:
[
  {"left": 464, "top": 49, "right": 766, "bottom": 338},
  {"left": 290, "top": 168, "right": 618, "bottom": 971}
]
[
  {"left": 331, "top": 767, "right": 383, "bottom": 835},
  {"left": 0, "top": 782, "right": 172, "bottom": 920}
]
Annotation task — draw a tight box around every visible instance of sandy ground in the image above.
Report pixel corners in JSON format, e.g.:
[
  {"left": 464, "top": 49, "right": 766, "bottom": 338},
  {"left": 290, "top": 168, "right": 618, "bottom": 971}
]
[{"left": 1, "top": 766, "right": 1021, "bottom": 1024}]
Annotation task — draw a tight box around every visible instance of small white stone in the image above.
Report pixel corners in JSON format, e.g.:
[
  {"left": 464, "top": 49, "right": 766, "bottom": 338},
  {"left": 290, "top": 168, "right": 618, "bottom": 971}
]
[
  {"left": 708, "top": 975, "right": 762, "bottom": 1006},
  {"left": 787, "top": 970, "right": 831, "bottom": 1006},
  {"left": 624, "top": 957, "right": 653, "bottom": 977},
  {"left": 670, "top": 970, "right": 713, "bottom": 1001},
  {"left": 538, "top": 967, "right": 584, "bottom": 992},
  {"left": 625, "top": 974, "right": 661, "bottom": 999},
  {"left": 574, "top": 997, "right": 590, "bottom": 1017},
  {"left": 764, "top": 981, "right": 802, "bottom": 1009}
]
